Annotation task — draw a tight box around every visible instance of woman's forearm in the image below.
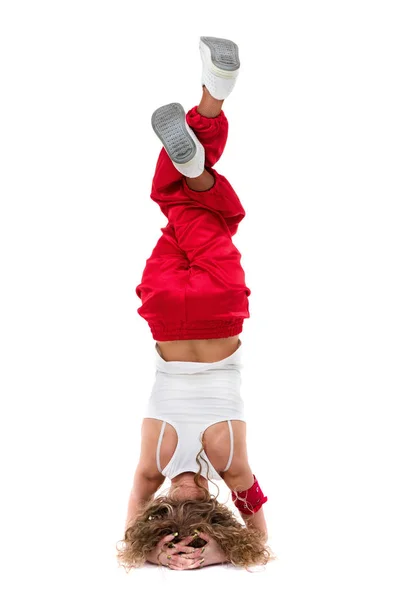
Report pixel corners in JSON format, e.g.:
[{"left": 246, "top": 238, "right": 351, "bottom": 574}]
[
  {"left": 124, "top": 473, "right": 164, "bottom": 531},
  {"left": 242, "top": 507, "right": 268, "bottom": 537},
  {"left": 125, "top": 492, "right": 144, "bottom": 530}
]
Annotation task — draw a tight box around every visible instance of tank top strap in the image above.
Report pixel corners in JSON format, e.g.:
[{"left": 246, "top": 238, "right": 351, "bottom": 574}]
[
  {"left": 156, "top": 420, "right": 167, "bottom": 474},
  {"left": 222, "top": 419, "right": 234, "bottom": 472}
]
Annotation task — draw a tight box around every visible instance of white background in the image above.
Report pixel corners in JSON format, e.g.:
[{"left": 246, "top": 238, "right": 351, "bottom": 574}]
[{"left": 1, "top": 1, "right": 399, "bottom": 598}]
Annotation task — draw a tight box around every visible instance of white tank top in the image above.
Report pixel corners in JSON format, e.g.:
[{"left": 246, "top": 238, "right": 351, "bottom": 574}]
[{"left": 142, "top": 340, "right": 246, "bottom": 481}]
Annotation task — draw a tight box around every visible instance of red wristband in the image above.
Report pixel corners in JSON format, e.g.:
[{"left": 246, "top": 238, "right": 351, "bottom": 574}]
[{"left": 231, "top": 474, "right": 268, "bottom": 515}]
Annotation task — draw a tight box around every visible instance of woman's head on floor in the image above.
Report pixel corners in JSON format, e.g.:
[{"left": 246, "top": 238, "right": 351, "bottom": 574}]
[{"left": 117, "top": 472, "right": 274, "bottom": 570}]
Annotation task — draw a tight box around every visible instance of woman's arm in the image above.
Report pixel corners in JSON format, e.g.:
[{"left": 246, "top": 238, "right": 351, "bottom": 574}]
[
  {"left": 125, "top": 467, "right": 165, "bottom": 530},
  {"left": 125, "top": 420, "right": 167, "bottom": 530},
  {"left": 241, "top": 506, "right": 268, "bottom": 537},
  {"left": 222, "top": 464, "right": 268, "bottom": 536}
]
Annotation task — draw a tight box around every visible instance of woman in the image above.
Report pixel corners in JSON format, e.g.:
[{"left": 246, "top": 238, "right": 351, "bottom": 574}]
[{"left": 117, "top": 36, "right": 274, "bottom": 571}]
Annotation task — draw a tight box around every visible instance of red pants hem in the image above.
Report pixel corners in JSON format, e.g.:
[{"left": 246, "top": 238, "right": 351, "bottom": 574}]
[{"left": 149, "top": 318, "right": 244, "bottom": 342}]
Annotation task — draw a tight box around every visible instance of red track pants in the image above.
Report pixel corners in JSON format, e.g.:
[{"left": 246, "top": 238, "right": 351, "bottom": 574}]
[{"left": 136, "top": 106, "right": 251, "bottom": 341}]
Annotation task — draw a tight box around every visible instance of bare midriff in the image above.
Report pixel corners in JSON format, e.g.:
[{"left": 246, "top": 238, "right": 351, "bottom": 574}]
[{"left": 156, "top": 335, "right": 240, "bottom": 363}]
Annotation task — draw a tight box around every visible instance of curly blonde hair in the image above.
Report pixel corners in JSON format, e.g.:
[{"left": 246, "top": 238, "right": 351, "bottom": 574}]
[{"left": 117, "top": 440, "right": 275, "bottom": 570}]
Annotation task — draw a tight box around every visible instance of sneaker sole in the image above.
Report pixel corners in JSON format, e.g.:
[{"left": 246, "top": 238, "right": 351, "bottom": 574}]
[
  {"left": 200, "top": 36, "right": 240, "bottom": 72},
  {"left": 151, "top": 103, "right": 196, "bottom": 165}
]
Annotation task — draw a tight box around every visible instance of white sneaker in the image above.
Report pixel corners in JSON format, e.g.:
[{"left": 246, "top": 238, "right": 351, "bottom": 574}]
[
  {"left": 199, "top": 36, "right": 240, "bottom": 100},
  {"left": 151, "top": 103, "right": 205, "bottom": 178}
]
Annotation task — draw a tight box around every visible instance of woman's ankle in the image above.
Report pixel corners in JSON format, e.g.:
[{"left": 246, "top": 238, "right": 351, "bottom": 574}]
[
  {"left": 197, "top": 86, "right": 224, "bottom": 118},
  {"left": 185, "top": 168, "right": 215, "bottom": 191}
]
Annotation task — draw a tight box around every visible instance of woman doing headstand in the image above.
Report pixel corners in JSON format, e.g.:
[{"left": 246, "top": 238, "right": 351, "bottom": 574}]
[{"left": 117, "top": 37, "right": 274, "bottom": 571}]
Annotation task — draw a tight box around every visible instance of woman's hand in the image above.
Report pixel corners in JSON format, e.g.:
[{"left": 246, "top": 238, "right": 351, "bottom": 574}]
[
  {"left": 146, "top": 531, "right": 228, "bottom": 570},
  {"left": 169, "top": 531, "right": 228, "bottom": 570},
  {"left": 146, "top": 533, "right": 205, "bottom": 570}
]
